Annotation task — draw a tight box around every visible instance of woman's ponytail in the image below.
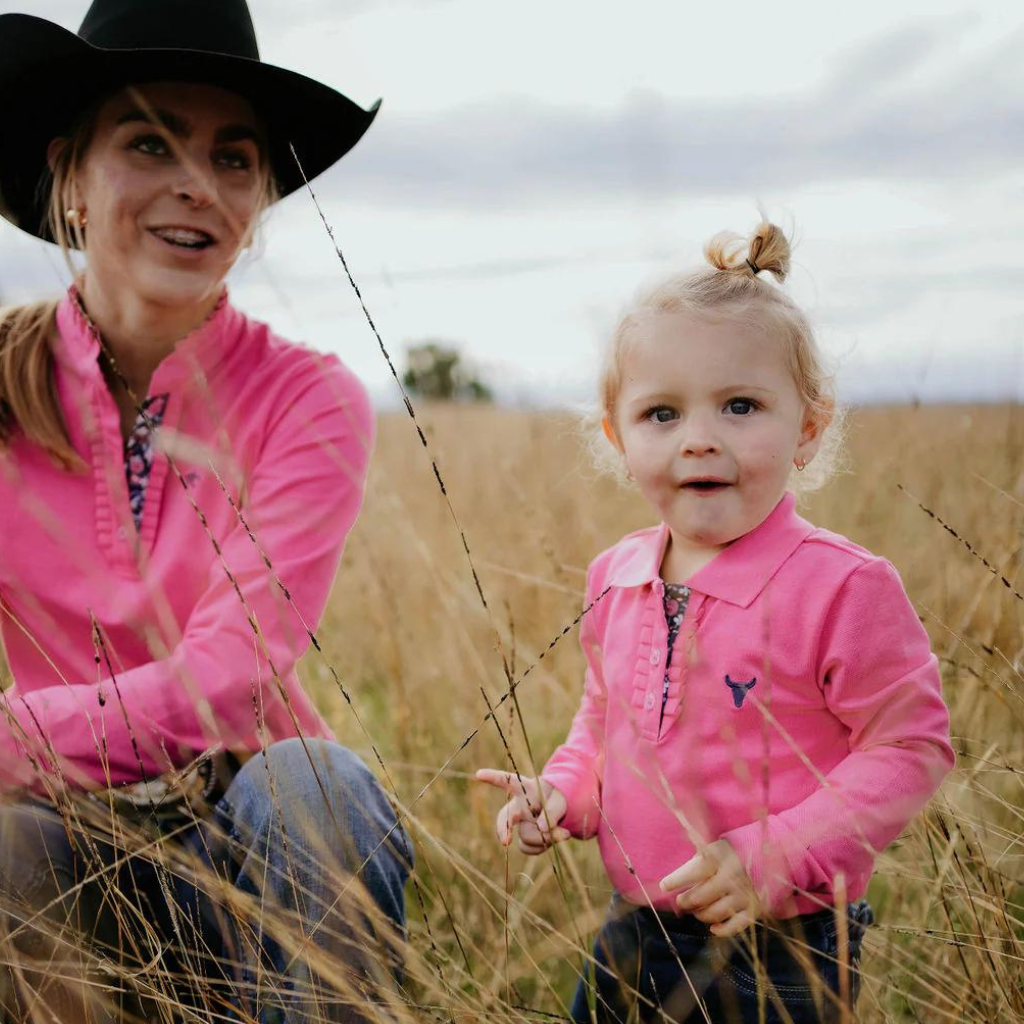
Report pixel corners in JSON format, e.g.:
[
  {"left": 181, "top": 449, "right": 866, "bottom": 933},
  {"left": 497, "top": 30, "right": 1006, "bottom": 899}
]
[{"left": 0, "top": 302, "right": 84, "bottom": 471}]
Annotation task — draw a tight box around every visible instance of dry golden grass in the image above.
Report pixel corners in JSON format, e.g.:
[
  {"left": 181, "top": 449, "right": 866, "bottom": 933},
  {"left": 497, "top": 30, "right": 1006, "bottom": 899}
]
[
  {"left": 304, "top": 401, "right": 1024, "bottom": 1023},
  {"left": 1, "top": 401, "right": 1020, "bottom": 1023}
]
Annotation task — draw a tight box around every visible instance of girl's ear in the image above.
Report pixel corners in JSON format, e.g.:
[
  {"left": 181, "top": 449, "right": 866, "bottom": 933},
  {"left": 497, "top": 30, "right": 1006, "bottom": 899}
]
[
  {"left": 602, "top": 415, "right": 623, "bottom": 452},
  {"left": 796, "top": 401, "right": 832, "bottom": 460}
]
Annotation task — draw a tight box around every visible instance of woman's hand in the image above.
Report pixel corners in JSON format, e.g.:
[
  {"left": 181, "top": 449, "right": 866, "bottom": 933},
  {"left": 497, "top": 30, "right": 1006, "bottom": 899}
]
[
  {"left": 475, "top": 769, "right": 570, "bottom": 855},
  {"left": 660, "top": 839, "right": 762, "bottom": 938}
]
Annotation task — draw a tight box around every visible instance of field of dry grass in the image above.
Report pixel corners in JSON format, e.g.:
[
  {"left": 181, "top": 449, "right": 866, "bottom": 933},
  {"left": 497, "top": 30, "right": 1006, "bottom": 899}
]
[
  {"left": 1, "top": 401, "right": 1020, "bottom": 1023},
  {"left": 305, "top": 401, "right": 1024, "bottom": 1023}
]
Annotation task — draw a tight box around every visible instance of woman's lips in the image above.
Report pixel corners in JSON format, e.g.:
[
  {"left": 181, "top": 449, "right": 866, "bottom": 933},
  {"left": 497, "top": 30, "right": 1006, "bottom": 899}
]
[{"left": 147, "top": 229, "right": 218, "bottom": 260}]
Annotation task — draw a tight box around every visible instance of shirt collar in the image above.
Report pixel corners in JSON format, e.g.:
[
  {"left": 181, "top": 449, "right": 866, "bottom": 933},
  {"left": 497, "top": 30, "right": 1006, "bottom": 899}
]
[
  {"left": 611, "top": 491, "right": 815, "bottom": 608},
  {"left": 54, "top": 283, "right": 238, "bottom": 390}
]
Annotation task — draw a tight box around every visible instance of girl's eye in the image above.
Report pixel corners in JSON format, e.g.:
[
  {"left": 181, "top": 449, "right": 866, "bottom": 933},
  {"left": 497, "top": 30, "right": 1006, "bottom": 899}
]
[
  {"left": 647, "top": 406, "right": 678, "bottom": 424},
  {"left": 727, "top": 398, "right": 759, "bottom": 415}
]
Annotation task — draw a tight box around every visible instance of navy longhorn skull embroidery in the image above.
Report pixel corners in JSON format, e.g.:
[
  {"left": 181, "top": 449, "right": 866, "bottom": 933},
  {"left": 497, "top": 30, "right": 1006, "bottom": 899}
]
[{"left": 725, "top": 675, "right": 756, "bottom": 708}]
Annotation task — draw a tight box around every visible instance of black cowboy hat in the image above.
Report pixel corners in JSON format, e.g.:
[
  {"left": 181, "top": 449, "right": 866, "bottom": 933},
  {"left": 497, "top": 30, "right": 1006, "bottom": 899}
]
[{"left": 0, "top": 0, "right": 381, "bottom": 242}]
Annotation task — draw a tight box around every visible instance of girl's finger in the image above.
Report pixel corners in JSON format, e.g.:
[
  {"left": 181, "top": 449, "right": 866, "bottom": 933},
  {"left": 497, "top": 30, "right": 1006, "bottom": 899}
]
[
  {"left": 675, "top": 874, "right": 727, "bottom": 913},
  {"left": 693, "top": 895, "right": 740, "bottom": 925},
  {"left": 710, "top": 909, "right": 756, "bottom": 939},
  {"left": 475, "top": 768, "right": 520, "bottom": 794},
  {"left": 520, "top": 821, "right": 570, "bottom": 854},
  {"left": 535, "top": 808, "right": 562, "bottom": 833},
  {"left": 506, "top": 798, "right": 543, "bottom": 831},
  {"left": 476, "top": 769, "right": 541, "bottom": 811},
  {"left": 518, "top": 836, "right": 549, "bottom": 855},
  {"left": 661, "top": 852, "right": 716, "bottom": 893},
  {"left": 518, "top": 819, "right": 547, "bottom": 848},
  {"left": 495, "top": 800, "right": 517, "bottom": 845}
]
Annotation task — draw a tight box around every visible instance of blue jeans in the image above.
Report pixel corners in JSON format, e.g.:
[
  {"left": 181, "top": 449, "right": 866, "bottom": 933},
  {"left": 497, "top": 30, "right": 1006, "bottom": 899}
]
[
  {"left": 570, "top": 896, "right": 872, "bottom": 1024},
  {"left": 0, "top": 739, "right": 412, "bottom": 1024}
]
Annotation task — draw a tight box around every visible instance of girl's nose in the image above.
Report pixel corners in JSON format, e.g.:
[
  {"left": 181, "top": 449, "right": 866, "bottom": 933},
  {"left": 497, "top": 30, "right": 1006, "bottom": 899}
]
[{"left": 679, "top": 415, "right": 720, "bottom": 456}]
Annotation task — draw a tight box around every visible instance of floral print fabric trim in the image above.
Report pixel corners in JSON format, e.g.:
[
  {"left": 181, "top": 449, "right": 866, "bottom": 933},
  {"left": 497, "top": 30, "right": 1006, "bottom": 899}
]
[
  {"left": 125, "top": 393, "right": 170, "bottom": 530},
  {"left": 660, "top": 582, "right": 691, "bottom": 727}
]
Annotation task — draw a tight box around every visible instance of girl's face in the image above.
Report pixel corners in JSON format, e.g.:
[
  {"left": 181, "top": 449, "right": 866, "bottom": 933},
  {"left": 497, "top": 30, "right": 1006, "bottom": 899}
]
[
  {"left": 611, "top": 313, "right": 826, "bottom": 559},
  {"left": 57, "top": 82, "right": 266, "bottom": 312}
]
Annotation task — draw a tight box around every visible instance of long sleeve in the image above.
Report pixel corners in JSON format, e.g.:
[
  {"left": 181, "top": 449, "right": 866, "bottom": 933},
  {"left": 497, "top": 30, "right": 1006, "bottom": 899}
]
[
  {"left": 721, "top": 557, "right": 955, "bottom": 915},
  {"left": 541, "top": 564, "right": 608, "bottom": 838},
  {"left": 0, "top": 353, "right": 374, "bottom": 789}
]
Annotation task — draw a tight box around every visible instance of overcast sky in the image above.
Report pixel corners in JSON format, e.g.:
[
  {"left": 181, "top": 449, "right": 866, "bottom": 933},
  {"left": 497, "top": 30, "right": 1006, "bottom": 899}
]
[{"left": 1, "top": 0, "right": 1022, "bottom": 405}]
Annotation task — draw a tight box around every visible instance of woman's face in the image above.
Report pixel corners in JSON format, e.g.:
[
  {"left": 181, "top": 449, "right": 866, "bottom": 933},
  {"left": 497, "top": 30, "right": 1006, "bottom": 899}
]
[{"left": 57, "top": 82, "right": 267, "bottom": 311}]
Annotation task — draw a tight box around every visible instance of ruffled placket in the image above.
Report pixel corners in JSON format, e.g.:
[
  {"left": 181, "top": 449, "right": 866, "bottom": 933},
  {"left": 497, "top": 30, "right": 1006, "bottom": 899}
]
[{"left": 53, "top": 286, "right": 235, "bottom": 576}]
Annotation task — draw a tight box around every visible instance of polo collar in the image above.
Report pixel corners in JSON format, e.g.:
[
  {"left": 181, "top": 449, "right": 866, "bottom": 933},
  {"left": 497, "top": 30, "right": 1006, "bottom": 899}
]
[
  {"left": 611, "top": 491, "right": 815, "bottom": 608},
  {"left": 54, "top": 283, "right": 239, "bottom": 391}
]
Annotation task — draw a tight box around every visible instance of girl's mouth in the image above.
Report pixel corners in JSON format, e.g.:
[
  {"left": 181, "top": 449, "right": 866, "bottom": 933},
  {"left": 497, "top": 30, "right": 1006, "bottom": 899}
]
[{"left": 682, "top": 481, "right": 731, "bottom": 493}]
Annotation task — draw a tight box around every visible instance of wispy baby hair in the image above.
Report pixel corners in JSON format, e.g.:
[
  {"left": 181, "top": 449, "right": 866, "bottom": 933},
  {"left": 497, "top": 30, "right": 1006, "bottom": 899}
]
[{"left": 598, "top": 219, "right": 845, "bottom": 495}]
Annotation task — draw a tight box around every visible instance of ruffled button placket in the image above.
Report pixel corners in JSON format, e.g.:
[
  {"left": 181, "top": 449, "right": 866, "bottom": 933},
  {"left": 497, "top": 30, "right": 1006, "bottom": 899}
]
[
  {"left": 63, "top": 287, "right": 232, "bottom": 570},
  {"left": 631, "top": 580, "right": 668, "bottom": 739},
  {"left": 65, "top": 293, "right": 141, "bottom": 574},
  {"left": 656, "top": 589, "right": 707, "bottom": 740}
]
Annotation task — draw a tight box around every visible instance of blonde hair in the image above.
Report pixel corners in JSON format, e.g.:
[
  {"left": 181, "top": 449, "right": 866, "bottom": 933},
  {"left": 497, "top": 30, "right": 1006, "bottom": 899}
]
[
  {"left": 597, "top": 220, "right": 845, "bottom": 495},
  {"left": 0, "top": 86, "right": 279, "bottom": 472}
]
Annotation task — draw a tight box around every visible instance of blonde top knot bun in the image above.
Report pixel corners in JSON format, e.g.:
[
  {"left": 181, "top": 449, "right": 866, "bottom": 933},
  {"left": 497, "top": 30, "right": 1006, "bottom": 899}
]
[{"left": 704, "top": 221, "right": 791, "bottom": 283}]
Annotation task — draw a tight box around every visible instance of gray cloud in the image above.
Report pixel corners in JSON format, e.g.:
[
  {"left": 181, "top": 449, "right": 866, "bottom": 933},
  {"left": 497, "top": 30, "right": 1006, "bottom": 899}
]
[
  {"left": 321, "top": 21, "right": 1024, "bottom": 207},
  {"left": 822, "top": 16, "right": 976, "bottom": 99}
]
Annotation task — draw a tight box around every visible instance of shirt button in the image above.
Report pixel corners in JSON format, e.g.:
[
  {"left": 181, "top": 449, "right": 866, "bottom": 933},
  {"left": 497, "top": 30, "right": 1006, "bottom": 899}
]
[
  {"left": 650, "top": 650, "right": 661, "bottom": 666},
  {"left": 644, "top": 692, "right": 655, "bottom": 710},
  {"left": 117, "top": 526, "right": 127, "bottom": 539}
]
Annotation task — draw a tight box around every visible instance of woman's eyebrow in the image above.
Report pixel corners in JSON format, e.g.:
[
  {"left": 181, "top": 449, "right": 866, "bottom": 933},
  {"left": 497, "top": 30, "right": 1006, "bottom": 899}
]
[
  {"left": 214, "top": 124, "right": 261, "bottom": 145},
  {"left": 115, "top": 108, "right": 259, "bottom": 145},
  {"left": 116, "top": 107, "right": 190, "bottom": 134}
]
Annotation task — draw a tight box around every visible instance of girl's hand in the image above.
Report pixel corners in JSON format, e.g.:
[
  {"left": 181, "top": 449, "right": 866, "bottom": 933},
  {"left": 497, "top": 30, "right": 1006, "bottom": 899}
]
[
  {"left": 475, "top": 769, "right": 570, "bottom": 855},
  {"left": 660, "top": 839, "right": 762, "bottom": 938}
]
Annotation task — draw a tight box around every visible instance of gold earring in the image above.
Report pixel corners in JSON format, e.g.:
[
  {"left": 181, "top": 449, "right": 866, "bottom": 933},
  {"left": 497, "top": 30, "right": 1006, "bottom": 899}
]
[
  {"left": 65, "top": 208, "right": 88, "bottom": 228},
  {"left": 795, "top": 458, "right": 807, "bottom": 472}
]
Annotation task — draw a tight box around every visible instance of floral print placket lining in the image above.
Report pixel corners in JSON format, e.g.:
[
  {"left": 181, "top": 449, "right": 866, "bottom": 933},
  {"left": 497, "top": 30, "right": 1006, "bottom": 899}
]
[
  {"left": 125, "top": 393, "right": 171, "bottom": 531},
  {"left": 658, "top": 582, "right": 691, "bottom": 733}
]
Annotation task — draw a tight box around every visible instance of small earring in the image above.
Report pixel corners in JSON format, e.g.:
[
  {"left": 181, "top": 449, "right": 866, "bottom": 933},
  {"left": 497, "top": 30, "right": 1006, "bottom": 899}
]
[
  {"left": 794, "top": 458, "right": 808, "bottom": 472},
  {"left": 65, "top": 208, "right": 88, "bottom": 228},
  {"left": 625, "top": 466, "right": 635, "bottom": 482}
]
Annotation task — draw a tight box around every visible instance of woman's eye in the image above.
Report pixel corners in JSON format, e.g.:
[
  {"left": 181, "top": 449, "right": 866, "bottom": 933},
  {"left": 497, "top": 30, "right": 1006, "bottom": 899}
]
[
  {"left": 217, "top": 149, "right": 252, "bottom": 171},
  {"left": 647, "top": 406, "right": 678, "bottom": 424},
  {"left": 727, "top": 398, "right": 759, "bottom": 415},
  {"left": 130, "top": 134, "right": 169, "bottom": 156}
]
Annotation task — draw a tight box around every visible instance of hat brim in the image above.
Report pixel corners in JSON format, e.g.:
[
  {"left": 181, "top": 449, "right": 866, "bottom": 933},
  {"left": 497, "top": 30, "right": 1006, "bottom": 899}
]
[{"left": 0, "top": 13, "right": 380, "bottom": 242}]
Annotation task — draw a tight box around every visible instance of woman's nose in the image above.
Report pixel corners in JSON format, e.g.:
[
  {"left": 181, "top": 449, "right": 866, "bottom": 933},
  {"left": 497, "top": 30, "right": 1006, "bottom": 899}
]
[{"left": 174, "top": 161, "right": 216, "bottom": 208}]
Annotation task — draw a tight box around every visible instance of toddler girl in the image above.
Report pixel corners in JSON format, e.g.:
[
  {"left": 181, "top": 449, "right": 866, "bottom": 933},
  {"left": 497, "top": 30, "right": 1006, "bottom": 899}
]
[{"left": 477, "top": 222, "right": 954, "bottom": 1023}]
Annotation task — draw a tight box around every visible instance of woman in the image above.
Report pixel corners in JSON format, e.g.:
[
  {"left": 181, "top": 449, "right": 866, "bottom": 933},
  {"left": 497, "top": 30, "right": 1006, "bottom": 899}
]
[{"left": 0, "top": 1, "right": 410, "bottom": 1021}]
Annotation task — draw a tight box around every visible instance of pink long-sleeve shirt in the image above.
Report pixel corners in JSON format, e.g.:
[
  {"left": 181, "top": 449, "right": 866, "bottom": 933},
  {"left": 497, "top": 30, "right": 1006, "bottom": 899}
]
[
  {"left": 542, "top": 491, "right": 955, "bottom": 917},
  {"left": 0, "top": 286, "right": 374, "bottom": 789}
]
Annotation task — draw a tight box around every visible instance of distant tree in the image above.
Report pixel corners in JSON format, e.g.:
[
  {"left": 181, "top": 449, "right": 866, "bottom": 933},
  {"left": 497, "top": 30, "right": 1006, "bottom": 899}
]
[{"left": 402, "top": 340, "right": 493, "bottom": 402}]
